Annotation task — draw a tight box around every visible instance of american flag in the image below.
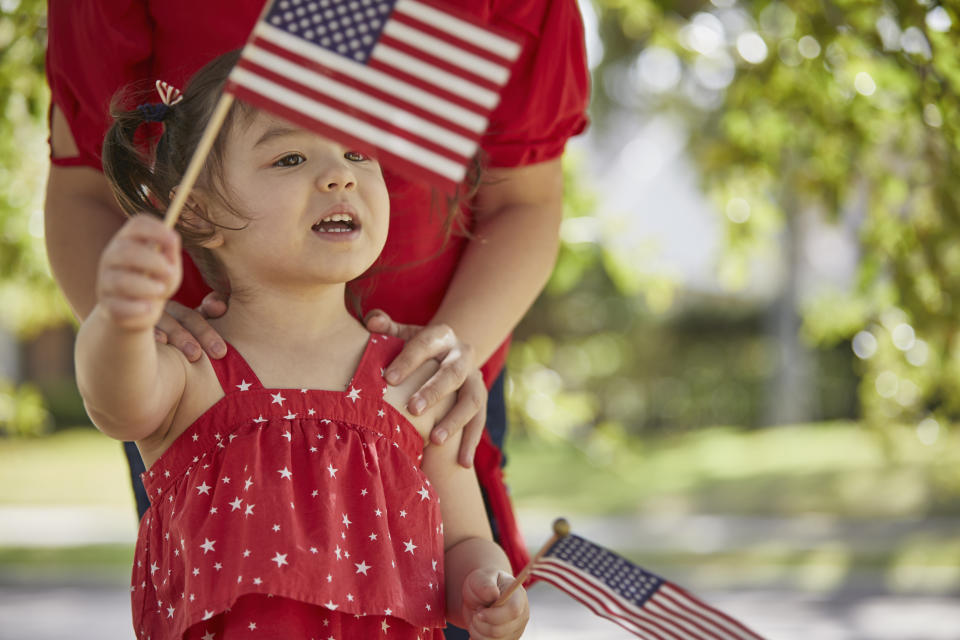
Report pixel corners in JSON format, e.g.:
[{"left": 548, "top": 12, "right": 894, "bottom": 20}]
[
  {"left": 224, "top": 0, "right": 522, "bottom": 194},
  {"left": 531, "top": 534, "right": 766, "bottom": 640}
]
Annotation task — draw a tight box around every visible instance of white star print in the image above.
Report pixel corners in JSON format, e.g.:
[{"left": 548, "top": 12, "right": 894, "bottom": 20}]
[
  {"left": 245, "top": 503, "right": 255, "bottom": 516},
  {"left": 342, "top": 513, "right": 352, "bottom": 528},
  {"left": 347, "top": 593, "right": 354, "bottom": 602},
  {"left": 202, "top": 610, "right": 215, "bottom": 620},
  {"left": 382, "top": 619, "right": 390, "bottom": 633},
  {"left": 271, "top": 552, "right": 288, "bottom": 567},
  {"left": 310, "top": 547, "right": 318, "bottom": 554},
  {"left": 277, "top": 466, "right": 292, "bottom": 480},
  {"left": 399, "top": 509, "right": 407, "bottom": 518},
  {"left": 355, "top": 560, "right": 371, "bottom": 575},
  {"left": 229, "top": 497, "right": 243, "bottom": 511},
  {"left": 243, "top": 550, "right": 251, "bottom": 558},
  {"left": 221, "top": 476, "right": 230, "bottom": 484},
  {"left": 369, "top": 532, "right": 378, "bottom": 541},
  {"left": 374, "top": 508, "right": 383, "bottom": 517},
  {"left": 324, "top": 600, "right": 339, "bottom": 610},
  {"left": 327, "top": 463, "right": 338, "bottom": 478},
  {"left": 200, "top": 538, "right": 216, "bottom": 554},
  {"left": 272, "top": 524, "right": 281, "bottom": 532},
  {"left": 327, "top": 573, "right": 333, "bottom": 582},
  {"left": 214, "top": 562, "right": 223, "bottom": 570},
  {"left": 425, "top": 603, "right": 431, "bottom": 611},
  {"left": 283, "top": 412, "right": 297, "bottom": 420},
  {"left": 361, "top": 488, "right": 368, "bottom": 496},
  {"left": 201, "top": 631, "right": 215, "bottom": 640},
  {"left": 253, "top": 577, "right": 262, "bottom": 585},
  {"left": 253, "top": 415, "right": 267, "bottom": 424},
  {"left": 335, "top": 545, "right": 342, "bottom": 560},
  {"left": 236, "top": 380, "right": 251, "bottom": 391},
  {"left": 417, "top": 486, "right": 430, "bottom": 501},
  {"left": 271, "top": 392, "right": 286, "bottom": 406},
  {"left": 192, "top": 433, "right": 199, "bottom": 441},
  {"left": 377, "top": 409, "right": 385, "bottom": 418},
  {"left": 308, "top": 408, "right": 316, "bottom": 415},
  {"left": 347, "top": 386, "right": 361, "bottom": 402},
  {"left": 403, "top": 539, "right": 417, "bottom": 554},
  {"left": 244, "top": 477, "right": 254, "bottom": 491},
  {"left": 248, "top": 622, "right": 257, "bottom": 631},
  {"left": 150, "top": 562, "right": 159, "bottom": 574},
  {"left": 195, "top": 481, "right": 211, "bottom": 495}
]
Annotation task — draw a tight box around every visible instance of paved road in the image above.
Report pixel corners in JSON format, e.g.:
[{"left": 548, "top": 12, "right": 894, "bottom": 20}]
[{"left": 2, "top": 575, "right": 959, "bottom": 640}]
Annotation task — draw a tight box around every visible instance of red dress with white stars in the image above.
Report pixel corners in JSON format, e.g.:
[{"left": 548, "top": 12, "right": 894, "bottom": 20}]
[{"left": 131, "top": 333, "right": 446, "bottom": 640}]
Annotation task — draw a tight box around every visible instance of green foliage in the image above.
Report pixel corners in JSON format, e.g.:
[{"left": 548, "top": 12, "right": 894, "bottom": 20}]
[
  {"left": 0, "top": 381, "right": 51, "bottom": 437},
  {"left": 585, "top": 0, "right": 960, "bottom": 427},
  {"left": 0, "top": 0, "right": 68, "bottom": 336}
]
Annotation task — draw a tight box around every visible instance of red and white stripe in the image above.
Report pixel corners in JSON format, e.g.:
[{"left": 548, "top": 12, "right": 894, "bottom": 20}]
[
  {"left": 226, "top": 0, "right": 521, "bottom": 194},
  {"left": 532, "top": 558, "right": 764, "bottom": 640}
]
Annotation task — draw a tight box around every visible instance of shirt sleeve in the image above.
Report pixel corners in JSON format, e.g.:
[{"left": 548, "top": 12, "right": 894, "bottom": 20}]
[
  {"left": 481, "top": 0, "right": 591, "bottom": 168},
  {"left": 46, "top": 0, "right": 155, "bottom": 170}
]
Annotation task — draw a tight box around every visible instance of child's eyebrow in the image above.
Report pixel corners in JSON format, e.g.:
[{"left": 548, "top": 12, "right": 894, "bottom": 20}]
[{"left": 253, "top": 125, "right": 301, "bottom": 148}]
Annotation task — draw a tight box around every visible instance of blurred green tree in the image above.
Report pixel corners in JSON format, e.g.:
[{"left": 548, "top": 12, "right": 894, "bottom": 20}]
[
  {"left": 0, "top": 0, "right": 64, "bottom": 435},
  {"left": 536, "top": 0, "right": 957, "bottom": 433}
]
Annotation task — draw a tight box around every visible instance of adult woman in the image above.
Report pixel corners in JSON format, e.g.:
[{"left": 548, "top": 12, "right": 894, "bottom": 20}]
[{"left": 45, "top": 3, "right": 588, "bottom": 634}]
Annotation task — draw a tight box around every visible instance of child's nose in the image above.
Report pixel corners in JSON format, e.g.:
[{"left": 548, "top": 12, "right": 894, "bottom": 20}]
[{"left": 316, "top": 165, "right": 357, "bottom": 192}]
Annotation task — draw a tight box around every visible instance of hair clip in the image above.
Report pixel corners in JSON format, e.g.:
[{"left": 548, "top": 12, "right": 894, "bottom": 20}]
[
  {"left": 137, "top": 80, "right": 184, "bottom": 123},
  {"left": 155, "top": 80, "right": 183, "bottom": 107}
]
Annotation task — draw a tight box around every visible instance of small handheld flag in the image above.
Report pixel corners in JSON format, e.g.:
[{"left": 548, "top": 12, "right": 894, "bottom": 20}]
[
  {"left": 164, "top": 0, "right": 522, "bottom": 228},
  {"left": 517, "top": 518, "right": 766, "bottom": 640},
  {"left": 226, "top": 0, "right": 523, "bottom": 195}
]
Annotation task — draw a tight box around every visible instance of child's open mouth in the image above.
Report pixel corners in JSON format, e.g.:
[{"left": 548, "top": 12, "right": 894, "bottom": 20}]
[{"left": 312, "top": 211, "right": 358, "bottom": 234}]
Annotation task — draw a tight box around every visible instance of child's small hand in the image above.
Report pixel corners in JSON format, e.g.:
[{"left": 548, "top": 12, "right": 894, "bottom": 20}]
[
  {"left": 461, "top": 568, "right": 530, "bottom": 640},
  {"left": 96, "top": 215, "right": 182, "bottom": 330}
]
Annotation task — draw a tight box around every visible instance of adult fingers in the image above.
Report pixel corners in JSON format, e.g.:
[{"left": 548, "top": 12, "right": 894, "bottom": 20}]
[
  {"left": 385, "top": 323, "right": 459, "bottom": 387},
  {"left": 429, "top": 370, "right": 486, "bottom": 467},
  {"left": 409, "top": 341, "right": 474, "bottom": 415},
  {"left": 198, "top": 290, "right": 229, "bottom": 320},
  {"left": 162, "top": 301, "right": 226, "bottom": 360}
]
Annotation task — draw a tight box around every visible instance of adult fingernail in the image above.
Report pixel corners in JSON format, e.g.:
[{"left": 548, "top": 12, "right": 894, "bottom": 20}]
[
  {"left": 185, "top": 343, "right": 200, "bottom": 360},
  {"left": 386, "top": 370, "right": 399, "bottom": 384},
  {"left": 412, "top": 397, "right": 426, "bottom": 414},
  {"left": 211, "top": 342, "right": 226, "bottom": 358},
  {"left": 434, "top": 429, "right": 447, "bottom": 444}
]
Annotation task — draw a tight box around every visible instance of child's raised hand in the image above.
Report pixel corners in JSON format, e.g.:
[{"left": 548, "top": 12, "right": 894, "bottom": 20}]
[
  {"left": 96, "top": 215, "right": 182, "bottom": 330},
  {"left": 461, "top": 568, "right": 530, "bottom": 640}
]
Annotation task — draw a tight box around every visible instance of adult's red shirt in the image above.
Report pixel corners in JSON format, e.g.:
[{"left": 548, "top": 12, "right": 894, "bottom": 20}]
[{"left": 47, "top": 0, "right": 589, "bottom": 387}]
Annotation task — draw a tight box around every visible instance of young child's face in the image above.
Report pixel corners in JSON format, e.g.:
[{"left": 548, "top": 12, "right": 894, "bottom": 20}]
[{"left": 207, "top": 110, "right": 390, "bottom": 289}]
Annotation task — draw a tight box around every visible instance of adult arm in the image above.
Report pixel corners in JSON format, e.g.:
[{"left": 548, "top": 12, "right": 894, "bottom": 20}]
[
  {"left": 367, "top": 158, "right": 563, "bottom": 463},
  {"left": 45, "top": 106, "right": 226, "bottom": 358}
]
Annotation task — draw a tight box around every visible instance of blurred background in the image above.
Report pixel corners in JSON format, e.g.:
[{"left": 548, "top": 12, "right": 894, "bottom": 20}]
[{"left": 1, "top": 0, "right": 959, "bottom": 638}]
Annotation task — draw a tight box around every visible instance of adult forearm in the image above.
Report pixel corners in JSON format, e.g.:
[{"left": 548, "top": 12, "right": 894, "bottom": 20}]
[
  {"left": 432, "top": 201, "right": 562, "bottom": 365},
  {"left": 45, "top": 165, "right": 126, "bottom": 321}
]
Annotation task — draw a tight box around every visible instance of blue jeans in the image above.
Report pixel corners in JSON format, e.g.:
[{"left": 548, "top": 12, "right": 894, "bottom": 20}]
[{"left": 123, "top": 372, "right": 509, "bottom": 640}]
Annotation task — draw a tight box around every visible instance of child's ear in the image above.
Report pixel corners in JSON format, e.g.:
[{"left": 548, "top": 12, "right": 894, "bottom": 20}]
[{"left": 173, "top": 188, "right": 224, "bottom": 248}]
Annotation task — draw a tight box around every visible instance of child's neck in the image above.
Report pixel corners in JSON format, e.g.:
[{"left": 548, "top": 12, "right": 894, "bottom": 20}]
[{"left": 212, "top": 281, "right": 363, "bottom": 353}]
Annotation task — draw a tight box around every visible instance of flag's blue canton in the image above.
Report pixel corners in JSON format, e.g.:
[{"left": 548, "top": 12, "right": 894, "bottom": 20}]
[
  {"left": 265, "top": 0, "right": 398, "bottom": 63},
  {"left": 547, "top": 535, "right": 665, "bottom": 606}
]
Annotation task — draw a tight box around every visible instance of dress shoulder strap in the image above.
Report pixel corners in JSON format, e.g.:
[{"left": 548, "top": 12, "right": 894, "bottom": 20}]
[
  {"left": 207, "top": 342, "right": 265, "bottom": 394},
  {"left": 346, "top": 333, "right": 403, "bottom": 397}
]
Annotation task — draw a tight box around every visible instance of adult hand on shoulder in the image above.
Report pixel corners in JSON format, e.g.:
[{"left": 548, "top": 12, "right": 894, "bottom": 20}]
[
  {"left": 365, "top": 309, "right": 486, "bottom": 468},
  {"left": 154, "top": 291, "right": 229, "bottom": 362}
]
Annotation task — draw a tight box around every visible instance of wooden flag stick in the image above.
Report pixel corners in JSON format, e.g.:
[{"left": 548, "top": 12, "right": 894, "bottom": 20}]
[
  {"left": 163, "top": 92, "right": 235, "bottom": 229},
  {"left": 492, "top": 517, "right": 571, "bottom": 607}
]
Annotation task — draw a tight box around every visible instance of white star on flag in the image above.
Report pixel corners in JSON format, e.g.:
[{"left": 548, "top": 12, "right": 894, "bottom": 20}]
[{"left": 271, "top": 552, "right": 289, "bottom": 567}]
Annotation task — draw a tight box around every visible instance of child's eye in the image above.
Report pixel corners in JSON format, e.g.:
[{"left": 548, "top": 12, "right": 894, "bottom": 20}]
[
  {"left": 273, "top": 153, "right": 305, "bottom": 168},
  {"left": 344, "top": 150, "right": 369, "bottom": 162}
]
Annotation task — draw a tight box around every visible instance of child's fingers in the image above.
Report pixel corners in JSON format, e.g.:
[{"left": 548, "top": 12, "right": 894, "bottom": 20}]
[
  {"left": 100, "top": 296, "right": 156, "bottom": 327},
  {"left": 104, "top": 239, "right": 179, "bottom": 282},
  {"left": 470, "top": 603, "right": 530, "bottom": 640},
  {"left": 101, "top": 269, "right": 169, "bottom": 301}
]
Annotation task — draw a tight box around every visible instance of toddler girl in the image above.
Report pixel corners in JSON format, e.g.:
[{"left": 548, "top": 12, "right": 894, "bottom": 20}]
[{"left": 75, "top": 51, "right": 528, "bottom": 640}]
